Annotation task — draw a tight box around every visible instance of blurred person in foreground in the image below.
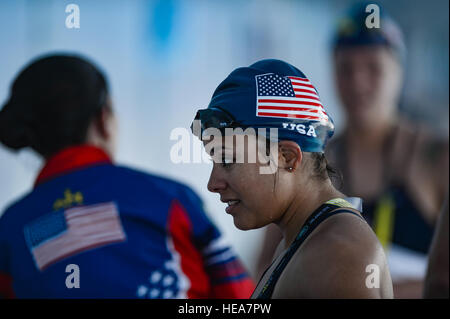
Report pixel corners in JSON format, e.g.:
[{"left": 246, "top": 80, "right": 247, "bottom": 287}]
[
  {"left": 258, "top": 4, "right": 448, "bottom": 298},
  {"left": 0, "top": 53, "right": 254, "bottom": 298}
]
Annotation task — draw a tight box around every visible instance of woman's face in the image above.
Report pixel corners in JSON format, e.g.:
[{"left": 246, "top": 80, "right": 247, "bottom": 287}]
[
  {"left": 334, "top": 46, "right": 402, "bottom": 127},
  {"left": 205, "top": 135, "right": 293, "bottom": 230}
]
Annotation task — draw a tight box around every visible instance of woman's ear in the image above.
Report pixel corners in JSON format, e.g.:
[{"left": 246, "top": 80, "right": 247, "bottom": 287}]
[
  {"left": 278, "top": 140, "right": 302, "bottom": 172},
  {"left": 85, "top": 98, "right": 118, "bottom": 157},
  {"left": 93, "top": 97, "right": 116, "bottom": 140},
  {"left": 96, "top": 107, "right": 113, "bottom": 139}
]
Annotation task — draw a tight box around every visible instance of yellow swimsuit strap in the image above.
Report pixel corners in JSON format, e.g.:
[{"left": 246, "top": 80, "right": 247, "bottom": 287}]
[{"left": 325, "top": 198, "right": 356, "bottom": 209}]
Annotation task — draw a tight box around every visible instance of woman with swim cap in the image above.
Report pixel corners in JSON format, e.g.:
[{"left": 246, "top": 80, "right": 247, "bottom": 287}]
[
  {"left": 0, "top": 54, "right": 255, "bottom": 298},
  {"left": 192, "top": 59, "right": 393, "bottom": 298}
]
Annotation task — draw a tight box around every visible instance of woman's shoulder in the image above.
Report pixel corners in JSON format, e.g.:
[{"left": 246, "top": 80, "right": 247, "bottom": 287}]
[
  {"left": 393, "top": 119, "right": 448, "bottom": 213},
  {"left": 394, "top": 118, "right": 448, "bottom": 162},
  {"left": 80, "top": 165, "right": 207, "bottom": 217},
  {"left": 274, "top": 210, "right": 389, "bottom": 298},
  {"left": 113, "top": 165, "right": 201, "bottom": 197},
  {"left": 301, "top": 209, "right": 382, "bottom": 263}
]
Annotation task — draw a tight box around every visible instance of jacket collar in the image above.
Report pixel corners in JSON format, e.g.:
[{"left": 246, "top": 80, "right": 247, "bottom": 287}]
[{"left": 34, "top": 145, "right": 112, "bottom": 187}]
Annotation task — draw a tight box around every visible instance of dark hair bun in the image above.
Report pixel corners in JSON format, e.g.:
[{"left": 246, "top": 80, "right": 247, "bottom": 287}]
[
  {"left": 0, "top": 53, "right": 109, "bottom": 156},
  {"left": 0, "top": 99, "right": 33, "bottom": 150}
]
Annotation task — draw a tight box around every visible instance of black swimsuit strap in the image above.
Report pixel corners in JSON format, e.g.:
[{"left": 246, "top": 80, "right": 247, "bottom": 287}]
[{"left": 256, "top": 203, "right": 363, "bottom": 299}]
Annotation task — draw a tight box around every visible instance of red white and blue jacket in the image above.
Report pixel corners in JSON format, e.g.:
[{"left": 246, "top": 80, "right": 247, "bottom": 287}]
[{"left": 0, "top": 145, "right": 255, "bottom": 298}]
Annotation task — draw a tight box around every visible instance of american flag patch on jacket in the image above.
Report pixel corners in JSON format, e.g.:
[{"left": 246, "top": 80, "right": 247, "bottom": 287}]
[{"left": 24, "top": 202, "right": 126, "bottom": 271}]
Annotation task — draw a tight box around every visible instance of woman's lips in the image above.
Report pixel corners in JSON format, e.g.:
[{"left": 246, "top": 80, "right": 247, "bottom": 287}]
[{"left": 225, "top": 200, "right": 240, "bottom": 214}]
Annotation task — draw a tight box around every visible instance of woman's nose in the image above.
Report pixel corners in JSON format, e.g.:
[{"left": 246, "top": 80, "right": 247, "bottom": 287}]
[{"left": 207, "top": 166, "right": 227, "bottom": 193}]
